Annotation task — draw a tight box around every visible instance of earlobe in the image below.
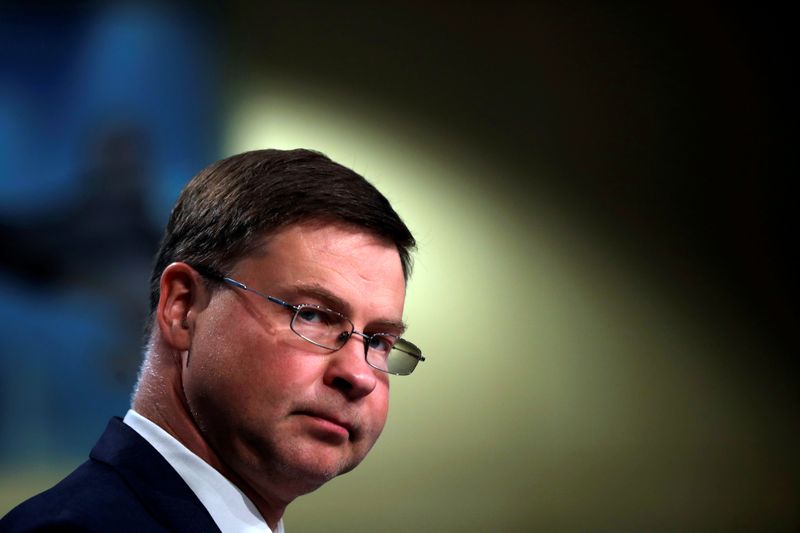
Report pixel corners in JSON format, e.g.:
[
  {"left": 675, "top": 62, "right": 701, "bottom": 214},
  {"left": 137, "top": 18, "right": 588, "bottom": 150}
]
[{"left": 156, "top": 262, "right": 205, "bottom": 351}]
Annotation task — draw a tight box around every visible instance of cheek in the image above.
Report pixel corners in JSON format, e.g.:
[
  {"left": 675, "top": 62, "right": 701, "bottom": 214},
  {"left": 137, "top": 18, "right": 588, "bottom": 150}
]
[
  {"left": 186, "top": 314, "right": 278, "bottom": 408},
  {"left": 197, "top": 298, "right": 281, "bottom": 369}
]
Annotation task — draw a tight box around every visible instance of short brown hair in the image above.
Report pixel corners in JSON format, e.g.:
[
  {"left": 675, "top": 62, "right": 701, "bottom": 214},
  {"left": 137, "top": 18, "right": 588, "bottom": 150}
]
[{"left": 148, "top": 148, "right": 415, "bottom": 316}]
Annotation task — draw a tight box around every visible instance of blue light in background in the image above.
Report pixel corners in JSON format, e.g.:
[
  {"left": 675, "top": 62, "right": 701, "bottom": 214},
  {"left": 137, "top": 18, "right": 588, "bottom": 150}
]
[{"left": 0, "top": 2, "right": 222, "bottom": 464}]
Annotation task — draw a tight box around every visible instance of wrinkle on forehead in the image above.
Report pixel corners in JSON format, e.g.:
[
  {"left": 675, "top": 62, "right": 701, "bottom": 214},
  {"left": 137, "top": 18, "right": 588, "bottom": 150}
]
[
  {"left": 251, "top": 220, "right": 402, "bottom": 272},
  {"left": 301, "top": 234, "right": 406, "bottom": 313},
  {"left": 236, "top": 221, "right": 407, "bottom": 322}
]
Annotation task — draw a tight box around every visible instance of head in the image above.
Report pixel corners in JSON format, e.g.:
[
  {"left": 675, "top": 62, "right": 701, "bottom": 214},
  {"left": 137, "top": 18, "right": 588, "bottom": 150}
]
[
  {"left": 136, "top": 149, "right": 417, "bottom": 512},
  {"left": 148, "top": 148, "right": 414, "bottom": 322}
]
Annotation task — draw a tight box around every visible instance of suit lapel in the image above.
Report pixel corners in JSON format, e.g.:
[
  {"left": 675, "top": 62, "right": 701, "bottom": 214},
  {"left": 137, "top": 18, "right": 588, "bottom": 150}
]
[{"left": 90, "top": 417, "right": 222, "bottom": 533}]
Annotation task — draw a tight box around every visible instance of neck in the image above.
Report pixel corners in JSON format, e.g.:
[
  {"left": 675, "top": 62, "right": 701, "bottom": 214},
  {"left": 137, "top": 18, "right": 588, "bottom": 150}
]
[{"left": 132, "top": 346, "right": 290, "bottom": 529}]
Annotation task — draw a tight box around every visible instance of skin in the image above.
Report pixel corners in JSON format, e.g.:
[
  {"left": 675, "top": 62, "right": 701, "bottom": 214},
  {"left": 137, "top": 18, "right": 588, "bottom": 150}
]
[{"left": 133, "top": 221, "right": 407, "bottom": 529}]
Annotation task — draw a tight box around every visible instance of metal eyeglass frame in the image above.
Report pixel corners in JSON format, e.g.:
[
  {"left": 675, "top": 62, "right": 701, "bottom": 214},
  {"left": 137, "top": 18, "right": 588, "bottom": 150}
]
[{"left": 191, "top": 264, "right": 426, "bottom": 375}]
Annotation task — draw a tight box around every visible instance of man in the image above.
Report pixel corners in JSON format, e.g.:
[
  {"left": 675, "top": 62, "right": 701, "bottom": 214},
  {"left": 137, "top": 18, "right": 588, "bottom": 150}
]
[{"left": 2, "top": 149, "right": 425, "bottom": 532}]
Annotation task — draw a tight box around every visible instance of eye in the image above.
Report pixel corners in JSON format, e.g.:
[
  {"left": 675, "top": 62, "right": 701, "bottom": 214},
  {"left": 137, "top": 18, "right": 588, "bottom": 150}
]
[
  {"left": 296, "top": 307, "right": 329, "bottom": 325},
  {"left": 367, "top": 334, "right": 397, "bottom": 354}
]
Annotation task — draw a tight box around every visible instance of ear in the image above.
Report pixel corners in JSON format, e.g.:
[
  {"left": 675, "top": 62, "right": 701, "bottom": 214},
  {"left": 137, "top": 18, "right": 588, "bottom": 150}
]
[{"left": 156, "top": 262, "right": 208, "bottom": 351}]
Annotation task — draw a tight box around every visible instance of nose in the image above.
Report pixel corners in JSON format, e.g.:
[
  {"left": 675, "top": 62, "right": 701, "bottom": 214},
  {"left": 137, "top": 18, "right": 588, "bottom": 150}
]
[{"left": 323, "top": 333, "right": 377, "bottom": 400}]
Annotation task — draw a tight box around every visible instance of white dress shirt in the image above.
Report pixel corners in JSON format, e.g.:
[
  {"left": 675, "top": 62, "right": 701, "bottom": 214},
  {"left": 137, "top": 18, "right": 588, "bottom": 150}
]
[{"left": 123, "top": 409, "right": 284, "bottom": 533}]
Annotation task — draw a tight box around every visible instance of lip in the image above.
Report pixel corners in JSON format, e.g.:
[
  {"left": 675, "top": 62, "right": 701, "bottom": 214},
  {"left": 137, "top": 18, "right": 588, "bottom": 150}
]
[{"left": 297, "top": 411, "right": 355, "bottom": 439}]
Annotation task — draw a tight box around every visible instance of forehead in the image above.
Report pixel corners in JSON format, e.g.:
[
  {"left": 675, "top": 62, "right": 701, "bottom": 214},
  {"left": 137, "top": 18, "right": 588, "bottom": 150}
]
[{"left": 233, "top": 222, "right": 406, "bottom": 314}]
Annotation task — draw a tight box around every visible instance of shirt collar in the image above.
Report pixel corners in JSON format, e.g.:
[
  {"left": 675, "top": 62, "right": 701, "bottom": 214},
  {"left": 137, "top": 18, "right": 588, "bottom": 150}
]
[{"left": 123, "top": 409, "right": 284, "bottom": 533}]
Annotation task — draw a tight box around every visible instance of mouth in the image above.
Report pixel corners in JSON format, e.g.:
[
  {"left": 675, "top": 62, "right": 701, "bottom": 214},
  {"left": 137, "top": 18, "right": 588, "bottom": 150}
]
[{"left": 296, "top": 410, "right": 356, "bottom": 440}]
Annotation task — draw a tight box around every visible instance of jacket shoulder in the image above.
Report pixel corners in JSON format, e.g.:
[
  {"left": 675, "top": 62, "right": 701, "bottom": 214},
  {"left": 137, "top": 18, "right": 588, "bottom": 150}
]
[{"left": 1, "top": 458, "right": 168, "bottom": 532}]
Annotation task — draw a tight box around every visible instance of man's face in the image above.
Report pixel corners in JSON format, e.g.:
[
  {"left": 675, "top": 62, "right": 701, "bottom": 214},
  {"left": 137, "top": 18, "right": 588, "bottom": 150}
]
[{"left": 182, "top": 222, "right": 406, "bottom": 499}]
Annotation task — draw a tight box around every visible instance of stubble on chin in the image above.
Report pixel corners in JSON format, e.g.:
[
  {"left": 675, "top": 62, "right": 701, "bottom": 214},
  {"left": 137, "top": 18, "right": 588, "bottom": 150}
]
[{"left": 230, "top": 425, "right": 357, "bottom": 498}]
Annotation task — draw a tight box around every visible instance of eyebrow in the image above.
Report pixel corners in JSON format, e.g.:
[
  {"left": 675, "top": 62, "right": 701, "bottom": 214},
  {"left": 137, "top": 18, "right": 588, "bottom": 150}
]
[{"left": 282, "top": 282, "right": 408, "bottom": 334}]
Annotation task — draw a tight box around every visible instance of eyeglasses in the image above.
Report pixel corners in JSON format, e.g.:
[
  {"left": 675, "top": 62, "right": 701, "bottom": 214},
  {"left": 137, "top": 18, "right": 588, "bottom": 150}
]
[{"left": 193, "top": 265, "right": 426, "bottom": 376}]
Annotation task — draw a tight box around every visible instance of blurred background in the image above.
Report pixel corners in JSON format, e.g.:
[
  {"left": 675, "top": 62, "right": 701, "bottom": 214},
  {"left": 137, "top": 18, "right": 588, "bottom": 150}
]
[{"left": 0, "top": 2, "right": 796, "bottom": 530}]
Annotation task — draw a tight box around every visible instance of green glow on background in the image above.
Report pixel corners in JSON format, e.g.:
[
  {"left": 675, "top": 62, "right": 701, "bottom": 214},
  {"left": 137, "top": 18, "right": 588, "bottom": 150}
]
[
  {"left": 223, "top": 79, "right": 793, "bottom": 530},
  {"left": 2, "top": 6, "right": 794, "bottom": 530}
]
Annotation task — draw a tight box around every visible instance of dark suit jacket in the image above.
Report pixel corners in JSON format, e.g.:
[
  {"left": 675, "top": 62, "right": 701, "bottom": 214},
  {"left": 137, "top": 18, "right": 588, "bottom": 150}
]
[{"left": 1, "top": 417, "right": 221, "bottom": 532}]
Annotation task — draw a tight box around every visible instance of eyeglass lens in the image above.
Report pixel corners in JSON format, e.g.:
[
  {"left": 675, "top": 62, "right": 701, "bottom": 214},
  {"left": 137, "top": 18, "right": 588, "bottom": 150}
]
[{"left": 290, "top": 305, "right": 422, "bottom": 375}]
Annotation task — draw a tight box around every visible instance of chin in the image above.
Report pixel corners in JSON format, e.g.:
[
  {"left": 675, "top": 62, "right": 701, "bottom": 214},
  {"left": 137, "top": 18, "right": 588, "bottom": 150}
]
[
  {"left": 269, "top": 459, "right": 346, "bottom": 496},
  {"left": 240, "top": 431, "right": 371, "bottom": 495},
  {"left": 290, "top": 444, "right": 367, "bottom": 484}
]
